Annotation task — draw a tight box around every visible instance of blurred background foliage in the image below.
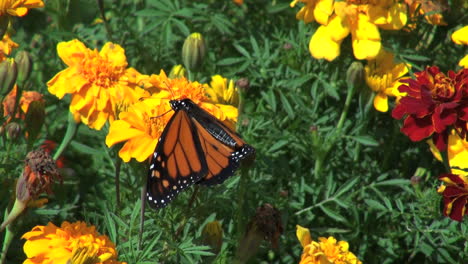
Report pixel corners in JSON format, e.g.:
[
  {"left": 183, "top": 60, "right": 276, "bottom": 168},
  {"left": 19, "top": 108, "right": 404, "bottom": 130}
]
[{"left": 1, "top": 0, "right": 468, "bottom": 263}]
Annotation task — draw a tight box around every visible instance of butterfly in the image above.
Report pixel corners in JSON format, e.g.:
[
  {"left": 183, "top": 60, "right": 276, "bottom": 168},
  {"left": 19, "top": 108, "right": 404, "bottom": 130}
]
[{"left": 146, "top": 98, "right": 255, "bottom": 209}]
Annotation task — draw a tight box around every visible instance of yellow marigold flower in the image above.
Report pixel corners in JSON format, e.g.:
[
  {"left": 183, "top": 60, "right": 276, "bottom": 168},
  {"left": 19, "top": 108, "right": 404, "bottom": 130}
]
[
  {"left": 428, "top": 130, "right": 468, "bottom": 175},
  {"left": 296, "top": 225, "right": 362, "bottom": 264},
  {"left": 22, "top": 221, "right": 125, "bottom": 264},
  {"left": 0, "top": 0, "right": 44, "bottom": 17},
  {"left": 365, "top": 49, "right": 409, "bottom": 112},
  {"left": 106, "top": 70, "right": 239, "bottom": 162},
  {"left": 299, "top": 0, "right": 407, "bottom": 61},
  {"left": 452, "top": 26, "right": 468, "bottom": 68},
  {"left": 47, "top": 39, "right": 146, "bottom": 130},
  {"left": 290, "top": 0, "right": 334, "bottom": 25},
  {"left": 0, "top": 33, "right": 18, "bottom": 62},
  {"left": 204, "top": 74, "right": 239, "bottom": 106},
  {"left": 105, "top": 99, "right": 170, "bottom": 162}
]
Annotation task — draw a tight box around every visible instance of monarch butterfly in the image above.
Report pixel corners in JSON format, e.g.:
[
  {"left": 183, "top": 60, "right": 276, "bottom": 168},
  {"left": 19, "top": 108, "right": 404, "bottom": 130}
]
[{"left": 146, "top": 98, "right": 255, "bottom": 209}]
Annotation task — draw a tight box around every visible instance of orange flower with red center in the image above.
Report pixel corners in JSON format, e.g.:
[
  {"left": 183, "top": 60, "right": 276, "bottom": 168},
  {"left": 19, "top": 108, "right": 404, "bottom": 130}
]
[
  {"left": 392, "top": 67, "right": 468, "bottom": 151},
  {"left": 438, "top": 173, "right": 468, "bottom": 221}
]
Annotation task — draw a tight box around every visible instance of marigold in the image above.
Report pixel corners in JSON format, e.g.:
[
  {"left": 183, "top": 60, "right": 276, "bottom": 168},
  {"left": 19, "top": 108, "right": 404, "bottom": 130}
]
[
  {"left": 392, "top": 67, "right": 468, "bottom": 151},
  {"left": 438, "top": 173, "right": 468, "bottom": 221},
  {"left": 428, "top": 130, "right": 468, "bottom": 175},
  {"left": 47, "top": 39, "right": 147, "bottom": 130},
  {"left": 0, "top": 0, "right": 44, "bottom": 17},
  {"left": 296, "top": 225, "right": 361, "bottom": 264},
  {"left": 365, "top": 49, "right": 409, "bottom": 112},
  {"left": 451, "top": 26, "right": 468, "bottom": 68},
  {"left": 405, "top": 0, "right": 447, "bottom": 30},
  {"left": 293, "top": 0, "right": 407, "bottom": 61},
  {"left": 0, "top": 33, "right": 18, "bottom": 61},
  {"left": 204, "top": 74, "right": 239, "bottom": 106},
  {"left": 106, "top": 70, "right": 239, "bottom": 162},
  {"left": 22, "top": 221, "right": 125, "bottom": 264},
  {"left": 3, "top": 85, "right": 44, "bottom": 121}
]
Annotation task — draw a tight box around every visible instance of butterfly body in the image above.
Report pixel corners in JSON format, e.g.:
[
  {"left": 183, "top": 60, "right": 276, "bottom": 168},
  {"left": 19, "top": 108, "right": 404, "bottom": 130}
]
[{"left": 146, "top": 98, "right": 255, "bottom": 209}]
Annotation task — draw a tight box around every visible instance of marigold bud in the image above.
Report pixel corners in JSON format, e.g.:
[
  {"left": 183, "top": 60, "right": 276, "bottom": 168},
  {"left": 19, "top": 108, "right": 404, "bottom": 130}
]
[
  {"left": 5, "top": 121, "right": 21, "bottom": 140},
  {"left": 0, "top": 58, "right": 18, "bottom": 97},
  {"left": 182, "top": 33, "right": 206, "bottom": 72},
  {"left": 168, "top": 64, "right": 187, "bottom": 79},
  {"left": 346, "top": 61, "right": 364, "bottom": 88},
  {"left": 25, "top": 100, "right": 45, "bottom": 142},
  {"left": 15, "top": 50, "right": 33, "bottom": 83},
  {"left": 202, "top": 221, "right": 223, "bottom": 254},
  {"left": 236, "top": 78, "right": 250, "bottom": 92}
]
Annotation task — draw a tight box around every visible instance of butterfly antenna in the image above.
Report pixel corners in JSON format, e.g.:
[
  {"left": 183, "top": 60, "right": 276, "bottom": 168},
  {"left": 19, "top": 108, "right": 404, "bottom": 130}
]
[{"left": 150, "top": 108, "right": 173, "bottom": 120}]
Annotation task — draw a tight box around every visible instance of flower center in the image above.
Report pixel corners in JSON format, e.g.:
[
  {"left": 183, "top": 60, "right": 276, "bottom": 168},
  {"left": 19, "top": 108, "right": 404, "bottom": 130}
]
[
  {"left": 432, "top": 72, "right": 455, "bottom": 99},
  {"left": 82, "top": 52, "right": 123, "bottom": 88}
]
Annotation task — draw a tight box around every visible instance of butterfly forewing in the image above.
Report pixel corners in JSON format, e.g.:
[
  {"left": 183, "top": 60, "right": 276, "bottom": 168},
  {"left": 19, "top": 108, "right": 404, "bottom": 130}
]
[{"left": 146, "top": 110, "right": 208, "bottom": 209}]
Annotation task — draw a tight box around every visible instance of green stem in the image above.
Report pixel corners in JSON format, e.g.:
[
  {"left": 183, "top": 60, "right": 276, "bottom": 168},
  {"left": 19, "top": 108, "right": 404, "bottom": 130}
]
[
  {"left": 53, "top": 112, "right": 79, "bottom": 161},
  {"left": 236, "top": 166, "right": 249, "bottom": 243},
  {"left": 0, "top": 223, "right": 13, "bottom": 264},
  {"left": 336, "top": 84, "right": 356, "bottom": 134}
]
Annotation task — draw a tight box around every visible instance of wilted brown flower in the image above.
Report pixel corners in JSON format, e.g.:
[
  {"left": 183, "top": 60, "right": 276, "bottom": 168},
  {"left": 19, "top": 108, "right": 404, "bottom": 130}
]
[
  {"left": 16, "top": 148, "right": 61, "bottom": 202},
  {"left": 236, "top": 204, "right": 283, "bottom": 263}
]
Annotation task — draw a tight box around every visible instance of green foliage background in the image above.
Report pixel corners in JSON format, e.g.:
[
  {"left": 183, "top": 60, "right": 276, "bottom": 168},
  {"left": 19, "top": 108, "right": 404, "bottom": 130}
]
[{"left": 1, "top": 0, "right": 468, "bottom": 263}]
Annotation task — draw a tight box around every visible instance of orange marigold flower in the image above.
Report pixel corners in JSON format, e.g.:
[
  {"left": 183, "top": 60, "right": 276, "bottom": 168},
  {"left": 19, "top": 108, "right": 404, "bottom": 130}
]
[
  {"left": 296, "top": 225, "right": 361, "bottom": 264},
  {"left": 438, "top": 173, "right": 468, "bottom": 221},
  {"left": 392, "top": 67, "right": 468, "bottom": 151},
  {"left": 0, "top": 0, "right": 44, "bottom": 17},
  {"left": 47, "top": 39, "right": 147, "bottom": 130},
  {"left": 22, "top": 221, "right": 126, "bottom": 264},
  {"left": 2, "top": 85, "right": 44, "bottom": 121},
  {"left": 106, "top": 70, "right": 239, "bottom": 162},
  {"left": 233, "top": 0, "right": 244, "bottom": 5}
]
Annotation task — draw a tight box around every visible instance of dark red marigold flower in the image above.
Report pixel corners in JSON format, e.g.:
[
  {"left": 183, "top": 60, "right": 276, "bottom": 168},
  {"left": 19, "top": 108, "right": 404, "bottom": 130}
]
[
  {"left": 438, "top": 173, "right": 468, "bottom": 221},
  {"left": 392, "top": 66, "right": 468, "bottom": 151}
]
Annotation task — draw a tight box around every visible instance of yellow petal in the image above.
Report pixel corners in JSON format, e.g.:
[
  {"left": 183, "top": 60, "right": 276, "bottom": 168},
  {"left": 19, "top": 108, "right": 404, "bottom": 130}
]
[
  {"left": 459, "top": 54, "right": 468, "bottom": 68},
  {"left": 296, "top": 225, "right": 312, "bottom": 248},
  {"left": 373, "top": 92, "right": 388, "bottom": 112},
  {"left": 310, "top": 21, "right": 347, "bottom": 62},
  {"left": 99, "top": 42, "right": 127, "bottom": 67},
  {"left": 314, "top": 0, "right": 334, "bottom": 25},
  {"left": 105, "top": 120, "right": 146, "bottom": 147},
  {"left": 452, "top": 26, "right": 468, "bottom": 45},
  {"left": 57, "top": 39, "right": 89, "bottom": 67},
  {"left": 352, "top": 14, "right": 381, "bottom": 60}
]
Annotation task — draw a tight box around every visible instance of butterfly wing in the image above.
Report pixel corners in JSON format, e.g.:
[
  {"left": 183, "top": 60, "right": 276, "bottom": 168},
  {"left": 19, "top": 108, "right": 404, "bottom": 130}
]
[
  {"left": 146, "top": 109, "right": 208, "bottom": 209},
  {"left": 186, "top": 103, "right": 255, "bottom": 186}
]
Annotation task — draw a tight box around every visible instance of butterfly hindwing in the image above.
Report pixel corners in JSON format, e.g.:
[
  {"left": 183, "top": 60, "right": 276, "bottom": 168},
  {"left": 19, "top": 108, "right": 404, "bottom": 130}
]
[
  {"left": 187, "top": 108, "right": 255, "bottom": 185},
  {"left": 146, "top": 109, "right": 208, "bottom": 209}
]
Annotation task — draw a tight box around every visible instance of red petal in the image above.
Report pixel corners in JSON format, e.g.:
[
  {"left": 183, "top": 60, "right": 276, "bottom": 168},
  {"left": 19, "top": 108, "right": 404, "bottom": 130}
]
[
  {"left": 432, "top": 107, "right": 457, "bottom": 133},
  {"left": 432, "top": 132, "right": 448, "bottom": 151},
  {"left": 401, "top": 116, "right": 434, "bottom": 141}
]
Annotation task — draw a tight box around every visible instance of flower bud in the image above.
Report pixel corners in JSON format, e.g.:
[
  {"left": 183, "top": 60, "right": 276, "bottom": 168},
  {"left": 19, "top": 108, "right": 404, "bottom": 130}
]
[
  {"left": 168, "top": 64, "right": 186, "bottom": 79},
  {"left": 236, "top": 78, "right": 250, "bottom": 93},
  {"left": 15, "top": 50, "right": 33, "bottom": 83},
  {"left": 182, "top": 33, "right": 206, "bottom": 72},
  {"left": 25, "top": 100, "right": 45, "bottom": 142},
  {"left": 346, "top": 61, "right": 364, "bottom": 88},
  {"left": 5, "top": 122, "right": 21, "bottom": 140},
  {"left": 202, "top": 221, "right": 223, "bottom": 254},
  {"left": 0, "top": 58, "right": 18, "bottom": 97}
]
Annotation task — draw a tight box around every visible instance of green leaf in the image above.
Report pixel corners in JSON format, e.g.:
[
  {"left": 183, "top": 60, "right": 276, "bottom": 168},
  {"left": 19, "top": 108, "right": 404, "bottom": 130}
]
[
  {"left": 347, "top": 135, "right": 379, "bottom": 146},
  {"left": 319, "top": 205, "right": 347, "bottom": 223}
]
